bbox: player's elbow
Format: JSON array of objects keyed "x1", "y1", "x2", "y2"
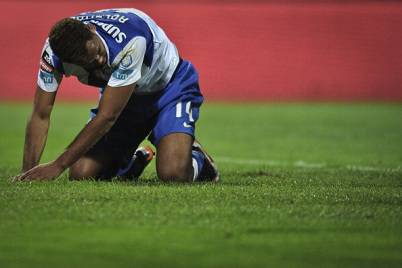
[
  {"x1": 29, "y1": 111, "x2": 50, "y2": 127},
  {"x1": 32, "y1": 106, "x2": 52, "y2": 121}
]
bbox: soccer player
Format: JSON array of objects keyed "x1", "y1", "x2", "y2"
[{"x1": 16, "y1": 8, "x2": 219, "y2": 182}]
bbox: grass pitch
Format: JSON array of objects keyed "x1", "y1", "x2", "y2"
[{"x1": 0, "y1": 102, "x2": 401, "y2": 267}]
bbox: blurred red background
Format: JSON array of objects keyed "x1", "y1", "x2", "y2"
[{"x1": 1, "y1": 0, "x2": 402, "y2": 101}]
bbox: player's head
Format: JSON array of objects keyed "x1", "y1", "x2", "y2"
[{"x1": 49, "y1": 18, "x2": 107, "y2": 69}]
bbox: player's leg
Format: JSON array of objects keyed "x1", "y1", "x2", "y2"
[
  {"x1": 156, "y1": 133, "x2": 219, "y2": 182},
  {"x1": 69, "y1": 105, "x2": 153, "y2": 180},
  {"x1": 69, "y1": 149, "x2": 119, "y2": 180},
  {"x1": 156, "y1": 133, "x2": 194, "y2": 182},
  {"x1": 69, "y1": 145, "x2": 154, "y2": 180},
  {"x1": 150, "y1": 59, "x2": 219, "y2": 182}
]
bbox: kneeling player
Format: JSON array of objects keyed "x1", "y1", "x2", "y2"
[{"x1": 16, "y1": 8, "x2": 219, "y2": 182}]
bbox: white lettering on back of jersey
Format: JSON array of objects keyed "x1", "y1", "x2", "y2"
[
  {"x1": 90, "y1": 20, "x2": 127, "y2": 43},
  {"x1": 115, "y1": 32, "x2": 126, "y2": 43},
  {"x1": 74, "y1": 14, "x2": 129, "y2": 24}
]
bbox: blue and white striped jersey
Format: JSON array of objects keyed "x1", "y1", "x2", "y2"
[{"x1": 37, "y1": 8, "x2": 180, "y2": 94}]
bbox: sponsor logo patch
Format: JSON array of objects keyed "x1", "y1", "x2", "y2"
[
  {"x1": 40, "y1": 58, "x2": 54, "y2": 73},
  {"x1": 40, "y1": 50, "x2": 54, "y2": 73},
  {"x1": 42, "y1": 51, "x2": 52, "y2": 65},
  {"x1": 121, "y1": 55, "x2": 133, "y2": 68},
  {"x1": 40, "y1": 70, "x2": 54, "y2": 84},
  {"x1": 112, "y1": 68, "x2": 133, "y2": 80}
]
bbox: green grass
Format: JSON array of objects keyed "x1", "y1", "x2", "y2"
[{"x1": 0, "y1": 102, "x2": 401, "y2": 267}]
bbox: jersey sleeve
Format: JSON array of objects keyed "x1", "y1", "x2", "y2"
[
  {"x1": 37, "y1": 40, "x2": 63, "y2": 92},
  {"x1": 107, "y1": 37, "x2": 146, "y2": 88}
]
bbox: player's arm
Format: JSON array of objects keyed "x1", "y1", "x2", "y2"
[
  {"x1": 16, "y1": 84, "x2": 135, "y2": 181},
  {"x1": 20, "y1": 39, "x2": 63, "y2": 173},
  {"x1": 52, "y1": 38, "x2": 146, "y2": 171},
  {"x1": 22, "y1": 87, "x2": 56, "y2": 172},
  {"x1": 56, "y1": 84, "x2": 136, "y2": 168},
  {"x1": 17, "y1": 37, "x2": 145, "y2": 181}
]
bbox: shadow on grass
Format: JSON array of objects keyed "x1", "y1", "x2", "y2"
[{"x1": 62, "y1": 168, "x2": 279, "y2": 187}]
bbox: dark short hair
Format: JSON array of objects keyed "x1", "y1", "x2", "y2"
[{"x1": 49, "y1": 18, "x2": 92, "y2": 63}]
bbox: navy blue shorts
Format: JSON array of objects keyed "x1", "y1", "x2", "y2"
[{"x1": 87, "y1": 60, "x2": 204, "y2": 165}]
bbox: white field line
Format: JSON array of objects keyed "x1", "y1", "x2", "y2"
[{"x1": 215, "y1": 156, "x2": 401, "y2": 172}]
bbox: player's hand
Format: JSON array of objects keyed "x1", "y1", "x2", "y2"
[{"x1": 14, "y1": 161, "x2": 65, "y2": 181}]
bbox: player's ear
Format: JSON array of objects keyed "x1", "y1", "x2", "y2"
[{"x1": 86, "y1": 23, "x2": 97, "y2": 33}]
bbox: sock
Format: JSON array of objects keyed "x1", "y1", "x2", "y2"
[
  {"x1": 192, "y1": 150, "x2": 205, "y2": 181},
  {"x1": 116, "y1": 156, "x2": 136, "y2": 177}
]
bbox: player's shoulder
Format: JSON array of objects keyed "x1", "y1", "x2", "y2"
[{"x1": 40, "y1": 39, "x2": 63, "y2": 73}]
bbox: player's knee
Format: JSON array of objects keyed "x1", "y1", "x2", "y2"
[
  {"x1": 157, "y1": 160, "x2": 192, "y2": 182},
  {"x1": 69, "y1": 160, "x2": 99, "y2": 180}
]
